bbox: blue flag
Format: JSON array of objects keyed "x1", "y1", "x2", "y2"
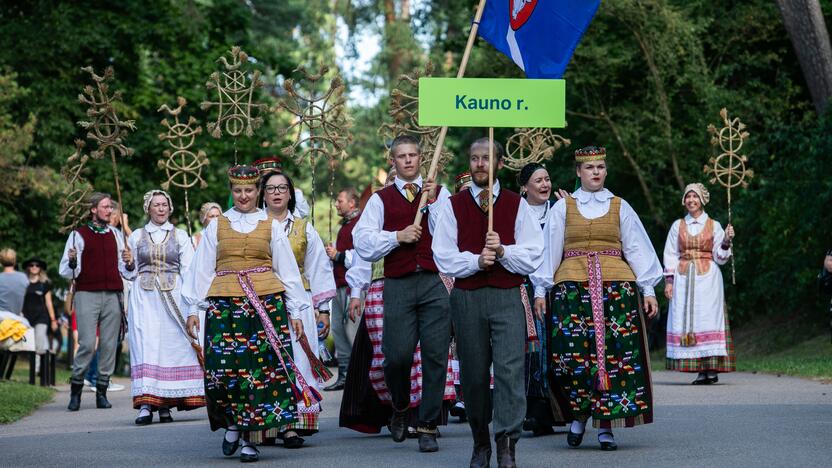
[{"x1": 477, "y1": 0, "x2": 601, "y2": 79}]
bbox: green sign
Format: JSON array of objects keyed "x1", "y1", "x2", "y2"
[{"x1": 418, "y1": 77, "x2": 565, "y2": 128}]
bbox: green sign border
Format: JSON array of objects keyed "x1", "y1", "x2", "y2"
[{"x1": 418, "y1": 77, "x2": 566, "y2": 128}]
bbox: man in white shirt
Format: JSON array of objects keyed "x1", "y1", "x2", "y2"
[
  {"x1": 353, "y1": 135, "x2": 451, "y2": 453},
  {"x1": 432, "y1": 138, "x2": 543, "y2": 468}
]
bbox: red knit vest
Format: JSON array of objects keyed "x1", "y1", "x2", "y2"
[
  {"x1": 451, "y1": 188, "x2": 524, "y2": 290},
  {"x1": 334, "y1": 215, "x2": 360, "y2": 288},
  {"x1": 377, "y1": 184, "x2": 439, "y2": 278},
  {"x1": 75, "y1": 225, "x2": 123, "y2": 292}
]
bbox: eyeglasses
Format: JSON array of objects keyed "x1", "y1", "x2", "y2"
[{"x1": 264, "y1": 184, "x2": 290, "y2": 194}]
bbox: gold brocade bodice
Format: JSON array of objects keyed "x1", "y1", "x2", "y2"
[
  {"x1": 286, "y1": 217, "x2": 311, "y2": 291},
  {"x1": 207, "y1": 215, "x2": 285, "y2": 297},
  {"x1": 554, "y1": 196, "x2": 636, "y2": 284}
]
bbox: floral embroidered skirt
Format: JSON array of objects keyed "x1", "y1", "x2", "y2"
[
  {"x1": 204, "y1": 293, "x2": 298, "y2": 432},
  {"x1": 549, "y1": 281, "x2": 653, "y2": 429}
]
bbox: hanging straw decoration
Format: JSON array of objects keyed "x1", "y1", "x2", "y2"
[
  {"x1": 158, "y1": 96, "x2": 210, "y2": 244},
  {"x1": 378, "y1": 61, "x2": 454, "y2": 176},
  {"x1": 277, "y1": 65, "x2": 352, "y2": 240},
  {"x1": 503, "y1": 127, "x2": 571, "y2": 172},
  {"x1": 58, "y1": 140, "x2": 94, "y2": 235},
  {"x1": 201, "y1": 46, "x2": 267, "y2": 164},
  {"x1": 704, "y1": 108, "x2": 754, "y2": 285},
  {"x1": 76, "y1": 66, "x2": 136, "y2": 243}
]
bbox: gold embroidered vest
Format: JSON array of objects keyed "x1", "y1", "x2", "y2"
[
  {"x1": 207, "y1": 215, "x2": 285, "y2": 297},
  {"x1": 678, "y1": 218, "x2": 714, "y2": 276},
  {"x1": 286, "y1": 217, "x2": 311, "y2": 291},
  {"x1": 554, "y1": 196, "x2": 636, "y2": 284},
  {"x1": 371, "y1": 259, "x2": 385, "y2": 282}
]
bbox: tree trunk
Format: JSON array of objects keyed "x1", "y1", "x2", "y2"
[{"x1": 775, "y1": 0, "x2": 832, "y2": 113}]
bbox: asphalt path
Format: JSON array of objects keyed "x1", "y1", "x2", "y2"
[{"x1": 1, "y1": 370, "x2": 830, "y2": 467}]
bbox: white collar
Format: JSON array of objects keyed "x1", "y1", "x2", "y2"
[
  {"x1": 224, "y1": 207, "x2": 267, "y2": 222},
  {"x1": 684, "y1": 212, "x2": 709, "y2": 225},
  {"x1": 145, "y1": 221, "x2": 173, "y2": 234},
  {"x1": 394, "y1": 175, "x2": 423, "y2": 192},
  {"x1": 573, "y1": 187, "x2": 614, "y2": 204},
  {"x1": 469, "y1": 180, "x2": 501, "y2": 201},
  {"x1": 272, "y1": 210, "x2": 295, "y2": 226}
]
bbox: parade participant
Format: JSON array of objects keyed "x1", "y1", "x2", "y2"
[
  {"x1": 517, "y1": 162, "x2": 568, "y2": 436},
  {"x1": 433, "y1": 138, "x2": 543, "y2": 467},
  {"x1": 663, "y1": 183, "x2": 736, "y2": 384},
  {"x1": 353, "y1": 134, "x2": 452, "y2": 453},
  {"x1": 120, "y1": 190, "x2": 205, "y2": 426},
  {"x1": 110, "y1": 201, "x2": 133, "y2": 238},
  {"x1": 253, "y1": 157, "x2": 311, "y2": 218},
  {"x1": 340, "y1": 168, "x2": 456, "y2": 437},
  {"x1": 60, "y1": 192, "x2": 127, "y2": 411},
  {"x1": 260, "y1": 170, "x2": 336, "y2": 447},
  {"x1": 0, "y1": 248, "x2": 29, "y2": 316},
  {"x1": 194, "y1": 202, "x2": 222, "y2": 247},
  {"x1": 182, "y1": 165, "x2": 314, "y2": 463},
  {"x1": 21, "y1": 258, "x2": 57, "y2": 376},
  {"x1": 323, "y1": 187, "x2": 362, "y2": 391},
  {"x1": 448, "y1": 171, "x2": 472, "y2": 423},
  {"x1": 531, "y1": 146, "x2": 662, "y2": 451}
]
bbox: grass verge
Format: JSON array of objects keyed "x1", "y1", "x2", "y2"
[{"x1": 0, "y1": 380, "x2": 54, "y2": 424}]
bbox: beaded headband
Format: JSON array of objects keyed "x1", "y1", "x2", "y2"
[
  {"x1": 574, "y1": 146, "x2": 606, "y2": 163},
  {"x1": 253, "y1": 156, "x2": 283, "y2": 175},
  {"x1": 454, "y1": 171, "x2": 472, "y2": 193}
]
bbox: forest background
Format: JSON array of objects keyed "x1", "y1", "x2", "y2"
[{"x1": 1, "y1": 0, "x2": 831, "y2": 352}]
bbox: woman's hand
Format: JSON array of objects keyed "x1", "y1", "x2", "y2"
[
  {"x1": 290, "y1": 318, "x2": 304, "y2": 340},
  {"x1": 348, "y1": 298, "x2": 363, "y2": 322},
  {"x1": 664, "y1": 283, "x2": 673, "y2": 300},
  {"x1": 554, "y1": 188, "x2": 571, "y2": 200},
  {"x1": 185, "y1": 315, "x2": 200, "y2": 341},
  {"x1": 316, "y1": 312, "x2": 330, "y2": 338},
  {"x1": 724, "y1": 224, "x2": 735, "y2": 242},
  {"x1": 644, "y1": 296, "x2": 659, "y2": 319},
  {"x1": 122, "y1": 247, "x2": 134, "y2": 269},
  {"x1": 533, "y1": 297, "x2": 546, "y2": 321}
]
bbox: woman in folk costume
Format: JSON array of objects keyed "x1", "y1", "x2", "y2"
[
  {"x1": 121, "y1": 190, "x2": 205, "y2": 426},
  {"x1": 517, "y1": 163, "x2": 568, "y2": 436},
  {"x1": 182, "y1": 165, "x2": 316, "y2": 463},
  {"x1": 193, "y1": 202, "x2": 222, "y2": 247},
  {"x1": 259, "y1": 168, "x2": 336, "y2": 448},
  {"x1": 339, "y1": 168, "x2": 456, "y2": 436},
  {"x1": 531, "y1": 146, "x2": 662, "y2": 451},
  {"x1": 663, "y1": 183, "x2": 735, "y2": 384}
]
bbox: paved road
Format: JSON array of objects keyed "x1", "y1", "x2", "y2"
[{"x1": 1, "y1": 371, "x2": 830, "y2": 467}]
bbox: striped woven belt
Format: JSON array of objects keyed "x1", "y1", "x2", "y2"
[{"x1": 563, "y1": 249, "x2": 623, "y2": 392}]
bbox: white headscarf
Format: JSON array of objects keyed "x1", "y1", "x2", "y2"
[
  {"x1": 143, "y1": 189, "x2": 174, "y2": 214},
  {"x1": 682, "y1": 183, "x2": 710, "y2": 206}
]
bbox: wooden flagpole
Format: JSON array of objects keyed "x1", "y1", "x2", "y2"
[
  {"x1": 413, "y1": 0, "x2": 487, "y2": 226},
  {"x1": 487, "y1": 127, "x2": 495, "y2": 232}
]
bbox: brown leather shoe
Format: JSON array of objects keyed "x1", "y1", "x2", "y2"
[{"x1": 495, "y1": 436, "x2": 517, "y2": 468}]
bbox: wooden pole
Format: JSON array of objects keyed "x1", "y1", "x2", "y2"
[
  {"x1": 413, "y1": 0, "x2": 487, "y2": 225},
  {"x1": 487, "y1": 127, "x2": 495, "y2": 232},
  {"x1": 109, "y1": 149, "x2": 127, "y2": 245}
]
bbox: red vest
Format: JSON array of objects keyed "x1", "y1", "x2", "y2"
[
  {"x1": 75, "y1": 225, "x2": 123, "y2": 292},
  {"x1": 451, "y1": 188, "x2": 524, "y2": 290},
  {"x1": 334, "y1": 215, "x2": 360, "y2": 288},
  {"x1": 377, "y1": 184, "x2": 439, "y2": 278}
]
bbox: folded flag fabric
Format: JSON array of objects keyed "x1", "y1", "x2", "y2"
[{"x1": 477, "y1": 0, "x2": 601, "y2": 78}]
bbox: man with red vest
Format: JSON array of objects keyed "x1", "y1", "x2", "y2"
[
  {"x1": 59, "y1": 192, "x2": 127, "y2": 411},
  {"x1": 353, "y1": 135, "x2": 452, "y2": 453},
  {"x1": 432, "y1": 138, "x2": 543, "y2": 468},
  {"x1": 324, "y1": 187, "x2": 363, "y2": 391}
]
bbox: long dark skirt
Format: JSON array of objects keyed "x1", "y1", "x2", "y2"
[
  {"x1": 204, "y1": 293, "x2": 298, "y2": 433},
  {"x1": 549, "y1": 281, "x2": 654, "y2": 429}
]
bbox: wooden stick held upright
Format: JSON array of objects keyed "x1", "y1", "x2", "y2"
[
  {"x1": 413, "y1": 0, "x2": 487, "y2": 226},
  {"x1": 487, "y1": 127, "x2": 495, "y2": 232}
]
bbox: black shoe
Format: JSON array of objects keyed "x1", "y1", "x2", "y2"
[
  {"x1": 598, "y1": 432, "x2": 618, "y2": 451},
  {"x1": 95, "y1": 384, "x2": 112, "y2": 409},
  {"x1": 692, "y1": 373, "x2": 709, "y2": 385},
  {"x1": 240, "y1": 446, "x2": 260, "y2": 463},
  {"x1": 158, "y1": 409, "x2": 173, "y2": 423},
  {"x1": 390, "y1": 410, "x2": 408, "y2": 443},
  {"x1": 707, "y1": 374, "x2": 719, "y2": 384},
  {"x1": 135, "y1": 412, "x2": 153, "y2": 425},
  {"x1": 323, "y1": 379, "x2": 345, "y2": 391},
  {"x1": 418, "y1": 432, "x2": 439, "y2": 453},
  {"x1": 495, "y1": 436, "x2": 517, "y2": 468},
  {"x1": 223, "y1": 430, "x2": 241, "y2": 456},
  {"x1": 567, "y1": 429, "x2": 585, "y2": 448},
  {"x1": 470, "y1": 430, "x2": 492, "y2": 468},
  {"x1": 407, "y1": 427, "x2": 419, "y2": 439},
  {"x1": 67, "y1": 382, "x2": 83, "y2": 411},
  {"x1": 283, "y1": 434, "x2": 305, "y2": 449}
]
